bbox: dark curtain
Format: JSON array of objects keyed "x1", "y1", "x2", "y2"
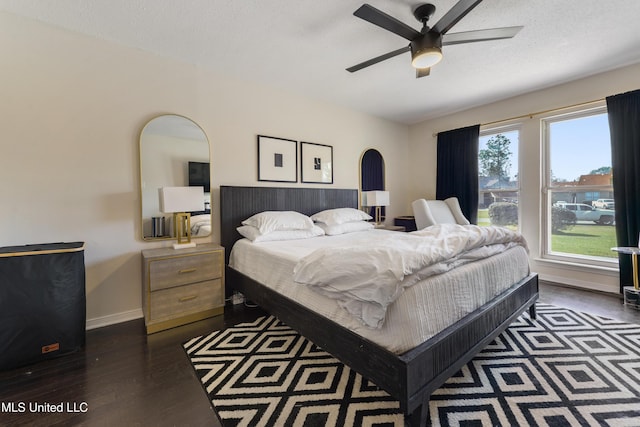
[
  {"x1": 436, "y1": 124, "x2": 480, "y2": 224},
  {"x1": 361, "y1": 149, "x2": 384, "y2": 218},
  {"x1": 606, "y1": 89, "x2": 640, "y2": 292}
]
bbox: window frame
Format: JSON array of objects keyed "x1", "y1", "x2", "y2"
[{"x1": 540, "y1": 104, "x2": 616, "y2": 267}]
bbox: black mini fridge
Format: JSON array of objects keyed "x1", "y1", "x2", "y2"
[{"x1": 0, "y1": 242, "x2": 86, "y2": 370}]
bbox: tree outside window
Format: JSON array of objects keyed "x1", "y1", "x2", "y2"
[{"x1": 478, "y1": 129, "x2": 519, "y2": 229}]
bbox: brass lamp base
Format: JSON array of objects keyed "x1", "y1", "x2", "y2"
[
  {"x1": 374, "y1": 206, "x2": 385, "y2": 225},
  {"x1": 173, "y1": 212, "x2": 195, "y2": 250},
  {"x1": 173, "y1": 241, "x2": 197, "y2": 249}
]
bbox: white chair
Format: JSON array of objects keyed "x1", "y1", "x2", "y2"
[{"x1": 411, "y1": 197, "x2": 470, "y2": 230}]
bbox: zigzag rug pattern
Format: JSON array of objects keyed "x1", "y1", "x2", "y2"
[{"x1": 183, "y1": 304, "x2": 640, "y2": 426}]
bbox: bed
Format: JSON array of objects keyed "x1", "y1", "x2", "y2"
[
  {"x1": 190, "y1": 213, "x2": 211, "y2": 237},
  {"x1": 220, "y1": 185, "x2": 538, "y2": 426}
]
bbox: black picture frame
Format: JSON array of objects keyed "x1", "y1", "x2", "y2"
[
  {"x1": 257, "y1": 135, "x2": 298, "y2": 183},
  {"x1": 301, "y1": 142, "x2": 333, "y2": 184}
]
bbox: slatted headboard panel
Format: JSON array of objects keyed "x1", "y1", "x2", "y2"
[{"x1": 220, "y1": 185, "x2": 358, "y2": 264}]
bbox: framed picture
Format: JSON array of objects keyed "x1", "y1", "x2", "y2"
[
  {"x1": 257, "y1": 135, "x2": 298, "y2": 183},
  {"x1": 301, "y1": 142, "x2": 333, "y2": 184}
]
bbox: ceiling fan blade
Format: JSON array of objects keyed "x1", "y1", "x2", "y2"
[
  {"x1": 354, "y1": 4, "x2": 420, "y2": 41},
  {"x1": 346, "y1": 46, "x2": 410, "y2": 73},
  {"x1": 416, "y1": 68, "x2": 431, "y2": 78},
  {"x1": 442, "y1": 26, "x2": 523, "y2": 46},
  {"x1": 432, "y1": 0, "x2": 483, "y2": 35}
]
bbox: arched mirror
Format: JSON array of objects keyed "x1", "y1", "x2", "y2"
[
  {"x1": 360, "y1": 148, "x2": 386, "y2": 219},
  {"x1": 139, "y1": 114, "x2": 211, "y2": 241}
]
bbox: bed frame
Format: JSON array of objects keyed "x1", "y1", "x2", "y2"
[{"x1": 220, "y1": 185, "x2": 538, "y2": 426}]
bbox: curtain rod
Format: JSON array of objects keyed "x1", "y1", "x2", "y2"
[{"x1": 433, "y1": 97, "x2": 605, "y2": 136}]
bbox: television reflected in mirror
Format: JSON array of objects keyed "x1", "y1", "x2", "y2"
[{"x1": 189, "y1": 161, "x2": 210, "y2": 193}]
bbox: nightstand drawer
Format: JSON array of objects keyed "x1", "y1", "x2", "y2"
[
  {"x1": 148, "y1": 251, "x2": 222, "y2": 291},
  {"x1": 142, "y1": 243, "x2": 225, "y2": 334},
  {"x1": 149, "y1": 278, "x2": 223, "y2": 322}
]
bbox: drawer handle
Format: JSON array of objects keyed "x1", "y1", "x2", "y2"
[
  {"x1": 178, "y1": 268, "x2": 197, "y2": 274},
  {"x1": 179, "y1": 295, "x2": 198, "y2": 303}
]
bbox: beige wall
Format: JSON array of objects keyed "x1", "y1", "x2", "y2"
[
  {"x1": 0, "y1": 12, "x2": 410, "y2": 328},
  {"x1": 408, "y1": 62, "x2": 640, "y2": 293}
]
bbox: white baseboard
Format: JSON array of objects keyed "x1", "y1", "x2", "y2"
[
  {"x1": 539, "y1": 272, "x2": 619, "y2": 294},
  {"x1": 86, "y1": 308, "x2": 144, "y2": 331}
]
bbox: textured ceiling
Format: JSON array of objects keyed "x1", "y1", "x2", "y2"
[{"x1": 2, "y1": 0, "x2": 640, "y2": 124}]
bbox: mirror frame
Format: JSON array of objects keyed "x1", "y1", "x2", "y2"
[{"x1": 139, "y1": 114, "x2": 211, "y2": 241}]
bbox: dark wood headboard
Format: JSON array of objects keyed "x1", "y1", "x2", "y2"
[{"x1": 220, "y1": 185, "x2": 358, "y2": 264}]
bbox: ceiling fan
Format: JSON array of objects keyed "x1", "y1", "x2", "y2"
[{"x1": 346, "y1": 0, "x2": 523, "y2": 78}]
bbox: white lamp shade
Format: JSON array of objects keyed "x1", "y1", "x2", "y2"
[
  {"x1": 159, "y1": 186, "x2": 204, "y2": 213},
  {"x1": 363, "y1": 191, "x2": 390, "y2": 207}
]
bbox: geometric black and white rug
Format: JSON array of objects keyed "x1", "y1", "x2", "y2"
[{"x1": 183, "y1": 304, "x2": 640, "y2": 426}]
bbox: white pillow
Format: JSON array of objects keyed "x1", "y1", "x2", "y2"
[
  {"x1": 317, "y1": 221, "x2": 374, "y2": 236},
  {"x1": 311, "y1": 208, "x2": 372, "y2": 226},
  {"x1": 237, "y1": 225, "x2": 324, "y2": 242},
  {"x1": 241, "y1": 211, "x2": 314, "y2": 234}
]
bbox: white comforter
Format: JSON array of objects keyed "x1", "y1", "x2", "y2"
[{"x1": 293, "y1": 224, "x2": 528, "y2": 329}]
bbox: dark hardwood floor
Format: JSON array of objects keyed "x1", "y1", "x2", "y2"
[
  {"x1": 0, "y1": 303, "x2": 267, "y2": 427},
  {"x1": 1, "y1": 281, "x2": 638, "y2": 426}
]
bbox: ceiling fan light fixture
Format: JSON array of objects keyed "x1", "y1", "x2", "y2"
[
  {"x1": 410, "y1": 31, "x2": 443, "y2": 69},
  {"x1": 347, "y1": 3, "x2": 521, "y2": 78},
  {"x1": 411, "y1": 46, "x2": 442, "y2": 69}
]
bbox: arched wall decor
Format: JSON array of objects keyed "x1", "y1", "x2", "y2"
[
  {"x1": 359, "y1": 148, "x2": 385, "y2": 218},
  {"x1": 139, "y1": 114, "x2": 211, "y2": 241}
]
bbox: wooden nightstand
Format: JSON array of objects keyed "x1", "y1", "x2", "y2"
[
  {"x1": 142, "y1": 243, "x2": 225, "y2": 334},
  {"x1": 394, "y1": 216, "x2": 417, "y2": 231}
]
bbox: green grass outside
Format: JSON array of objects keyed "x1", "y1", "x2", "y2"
[
  {"x1": 477, "y1": 209, "x2": 490, "y2": 225},
  {"x1": 477, "y1": 209, "x2": 617, "y2": 258},
  {"x1": 552, "y1": 224, "x2": 617, "y2": 258}
]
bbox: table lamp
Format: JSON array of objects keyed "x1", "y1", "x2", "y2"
[
  {"x1": 363, "y1": 190, "x2": 390, "y2": 225},
  {"x1": 159, "y1": 186, "x2": 205, "y2": 249}
]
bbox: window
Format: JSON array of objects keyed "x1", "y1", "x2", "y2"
[
  {"x1": 542, "y1": 106, "x2": 615, "y2": 264},
  {"x1": 477, "y1": 127, "x2": 520, "y2": 229}
]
